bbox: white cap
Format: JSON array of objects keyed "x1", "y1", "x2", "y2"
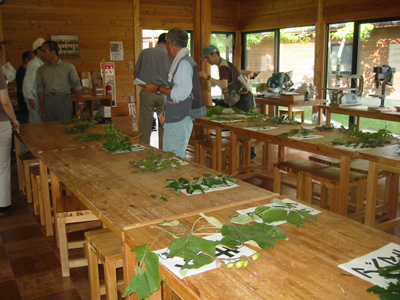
[{"x1": 33, "y1": 38, "x2": 45, "y2": 51}]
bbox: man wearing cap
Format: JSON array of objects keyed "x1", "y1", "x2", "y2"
[
  {"x1": 199, "y1": 44, "x2": 256, "y2": 160},
  {"x1": 36, "y1": 40, "x2": 82, "y2": 121},
  {"x1": 23, "y1": 38, "x2": 45, "y2": 123}
]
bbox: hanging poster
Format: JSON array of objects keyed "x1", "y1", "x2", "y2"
[
  {"x1": 110, "y1": 41, "x2": 124, "y2": 61},
  {"x1": 51, "y1": 35, "x2": 80, "y2": 57}
]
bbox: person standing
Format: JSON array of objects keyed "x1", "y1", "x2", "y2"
[
  {"x1": 23, "y1": 38, "x2": 45, "y2": 123},
  {"x1": 0, "y1": 69, "x2": 20, "y2": 216},
  {"x1": 145, "y1": 28, "x2": 198, "y2": 158},
  {"x1": 16, "y1": 50, "x2": 34, "y2": 124},
  {"x1": 36, "y1": 40, "x2": 83, "y2": 121},
  {"x1": 199, "y1": 44, "x2": 257, "y2": 160},
  {"x1": 135, "y1": 33, "x2": 171, "y2": 145}
]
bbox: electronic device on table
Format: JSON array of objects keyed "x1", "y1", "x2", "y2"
[{"x1": 368, "y1": 65, "x2": 396, "y2": 111}]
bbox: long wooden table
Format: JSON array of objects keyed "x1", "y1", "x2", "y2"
[
  {"x1": 360, "y1": 144, "x2": 400, "y2": 229},
  {"x1": 124, "y1": 195, "x2": 400, "y2": 299},
  {"x1": 321, "y1": 105, "x2": 400, "y2": 130},
  {"x1": 37, "y1": 146, "x2": 278, "y2": 297},
  {"x1": 194, "y1": 116, "x2": 365, "y2": 216},
  {"x1": 14, "y1": 121, "x2": 109, "y2": 236}
]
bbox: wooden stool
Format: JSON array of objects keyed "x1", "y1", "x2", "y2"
[
  {"x1": 198, "y1": 138, "x2": 234, "y2": 171},
  {"x1": 56, "y1": 195, "x2": 101, "y2": 277},
  {"x1": 30, "y1": 166, "x2": 42, "y2": 218},
  {"x1": 304, "y1": 167, "x2": 367, "y2": 212},
  {"x1": 308, "y1": 154, "x2": 341, "y2": 167},
  {"x1": 274, "y1": 159, "x2": 329, "y2": 200},
  {"x1": 18, "y1": 152, "x2": 39, "y2": 203},
  {"x1": 238, "y1": 137, "x2": 267, "y2": 170},
  {"x1": 85, "y1": 228, "x2": 123, "y2": 300},
  {"x1": 190, "y1": 133, "x2": 212, "y2": 163},
  {"x1": 279, "y1": 109, "x2": 305, "y2": 122}
]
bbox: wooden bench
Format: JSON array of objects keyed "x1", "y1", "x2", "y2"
[
  {"x1": 18, "y1": 151, "x2": 39, "y2": 203},
  {"x1": 304, "y1": 167, "x2": 367, "y2": 213},
  {"x1": 274, "y1": 159, "x2": 329, "y2": 201},
  {"x1": 279, "y1": 108, "x2": 305, "y2": 122}
]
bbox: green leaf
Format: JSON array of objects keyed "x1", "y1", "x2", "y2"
[
  {"x1": 161, "y1": 220, "x2": 180, "y2": 227},
  {"x1": 286, "y1": 211, "x2": 306, "y2": 228},
  {"x1": 149, "y1": 194, "x2": 158, "y2": 199},
  {"x1": 199, "y1": 213, "x2": 223, "y2": 229},
  {"x1": 297, "y1": 210, "x2": 319, "y2": 222},
  {"x1": 167, "y1": 235, "x2": 218, "y2": 270},
  {"x1": 122, "y1": 244, "x2": 161, "y2": 299},
  {"x1": 220, "y1": 223, "x2": 287, "y2": 250},
  {"x1": 261, "y1": 207, "x2": 288, "y2": 223},
  {"x1": 230, "y1": 214, "x2": 256, "y2": 224}
]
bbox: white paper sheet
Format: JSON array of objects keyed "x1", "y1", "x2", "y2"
[{"x1": 338, "y1": 243, "x2": 400, "y2": 288}]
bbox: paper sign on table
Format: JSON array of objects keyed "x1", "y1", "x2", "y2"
[
  {"x1": 154, "y1": 234, "x2": 257, "y2": 279},
  {"x1": 338, "y1": 242, "x2": 400, "y2": 288},
  {"x1": 181, "y1": 180, "x2": 238, "y2": 196},
  {"x1": 244, "y1": 126, "x2": 278, "y2": 131}
]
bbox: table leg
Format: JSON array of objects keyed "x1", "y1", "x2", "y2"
[
  {"x1": 337, "y1": 155, "x2": 351, "y2": 216},
  {"x1": 364, "y1": 162, "x2": 379, "y2": 227},
  {"x1": 50, "y1": 171, "x2": 61, "y2": 246},
  {"x1": 39, "y1": 160, "x2": 54, "y2": 236},
  {"x1": 318, "y1": 106, "x2": 323, "y2": 125},
  {"x1": 326, "y1": 111, "x2": 331, "y2": 126},
  {"x1": 387, "y1": 173, "x2": 399, "y2": 220},
  {"x1": 216, "y1": 128, "x2": 222, "y2": 172},
  {"x1": 229, "y1": 130, "x2": 238, "y2": 175},
  {"x1": 288, "y1": 106, "x2": 293, "y2": 120}
]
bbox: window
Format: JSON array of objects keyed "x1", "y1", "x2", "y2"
[
  {"x1": 325, "y1": 18, "x2": 400, "y2": 133},
  {"x1": 210, "y1": 32, "x2": 235, "y2": 98},
  {"x1": 141, "y1": 29, "x2": 193, "y2": 52}
]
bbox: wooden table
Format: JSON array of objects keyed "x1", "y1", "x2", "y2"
[
  {"x1": 37, "y1": 146, "x2": 278, "y2": 298},
  {"x1": 124, "y1": 196, "x2": 400, "y2": 300},
  {"x1": 360, "y1": 144, "x2": 400, "y2": 229},
  {"x1": 321, "y1": 105, "x2": 400, "y2": 130},
  {"x1": 194, "y1": 116, "x2": 368, "y2": 216},
  {"x1": 14, "y1": 121, "x2": 108, "y2": 236},
  {"x1": 71, "y1": 95, "x2": 112, "y2": 118},
  {"x1": 256, "y1": 97, "x2": 326, "y2": 123}
]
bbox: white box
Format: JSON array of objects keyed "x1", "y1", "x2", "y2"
[{"x1": 100, "y1": 106, "x2": 111, "y2": 118}]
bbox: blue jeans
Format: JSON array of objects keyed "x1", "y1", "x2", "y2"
[{"x1": 163, "y1": 116, "x2": 193, "y2": 158}]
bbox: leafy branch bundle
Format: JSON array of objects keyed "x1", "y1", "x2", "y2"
[
  {"x1": 264, "y1": 114, "x2": 301, "y2": 125},
  {"x1": 70, "y1": 133, "x2": 110, "y2": 141},
  {"x1": 245, "y1": 109, "x2": 269, "y2": 128},
  {"x1": 333, "y1": 126, "x2": 393, "y2": 148},
  {"x1": 122, "y1": 198, "x2": 319, "y2": 299},
  {"x1": 130, "y1": 149, "x2": 181, "y2": 173},
  {"x1": 367, "y1": 261, "x2": 400, "y2": 299},
  {"x1": 102, "y1": 123, "x2": 133, "y2": 153},
  {"x1": 206, "y1": 105, "x2": 244, "y2": 117},
  {"x1": 165, "y1": 173, "x2": 238, "y2": 195},
  {"x1": 278, "y1": 127, "x2": 313, "y2": 138},
  {"x1": 209, "y1": 116, "x2": 243, "y2": 122},
  {"x1": 314, "y1": 124, "x2": 335, "y2": 131},
  {"x1": 63, "y1": 119, "x2": 97, "y2": 134}
]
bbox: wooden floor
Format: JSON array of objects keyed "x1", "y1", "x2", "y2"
[{"x1": 1, "y1": 128, "x2": 399, "y2": 299}]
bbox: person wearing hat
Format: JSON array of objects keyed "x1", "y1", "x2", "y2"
[
  {"x1": 23, "y1": 37, "x2": 45, "y2": 123},
  {"x1": 36, "y1": 40, "x2": 82, "y2": 121},
  {"x1": 199, "y1": 44, "x2": 256, "y2": 160}
]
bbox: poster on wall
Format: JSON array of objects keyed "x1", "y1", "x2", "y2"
[
  {"x1": 110, "y1": 41, "x2": 124, "y2": 61},
  {"x1": 51, "y1": 35, "x2": 80, "y2": 57}
]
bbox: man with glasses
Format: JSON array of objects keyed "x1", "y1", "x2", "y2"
[
  {"x1": 23, "y1": 38, "x2": 45, "y2": 123},
  {"x1": 36, "y1": 40, "x2": 82, "y2": 121}
]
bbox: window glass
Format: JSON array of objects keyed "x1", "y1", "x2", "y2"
[
  {"x1": 279, "y1": 26, "x2": 316, "y2": 88},
  {"x1": 142, "y1": 29, "x2": 192, "y2": 51},
  {"x1": 357, "y1": 20, "x2": 400, "y2": 108},
  {"x1": 210, "y1": 32, "x2": 235, "y2": 98},
  {"x1": 243, "y1": 31, "x2": 275, "y2": 85}
]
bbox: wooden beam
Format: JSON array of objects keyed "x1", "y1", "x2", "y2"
[{"x1": 314, "y1": 0, "x2": 326, "y2": 102}]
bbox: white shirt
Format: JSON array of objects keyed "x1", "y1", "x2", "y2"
[
  {"x1": 23, "y1": 56, "x2": 44, "y2": 101},
  {"x1": 170, "y1": 59, "x2": 193, "y2": 102}
]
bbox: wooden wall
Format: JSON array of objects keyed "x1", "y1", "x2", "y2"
[
  {"x1": 1, "y1": 0, "x2": 399, "y2": 113},
  {"x1": 1, "y1": 0, "x2": 136, "y2": 115}
]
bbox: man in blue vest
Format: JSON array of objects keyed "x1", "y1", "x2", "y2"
[{"x1": 145, "y1": 28, "x2": 199, "y2": 158}]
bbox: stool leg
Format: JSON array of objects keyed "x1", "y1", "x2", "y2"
[
  {"x1": 86, "y1": 240, "x2": 101, "y2": 300},
  {"x1": 273, "y1": 167, "x2": 282, "y2": 194},
  {"x1": 24, "y1": 163, "x2": 32, "y2": 202},
  {"x1": 57, "y1": 217, "x2": 70, "y2": 277},
  {"x1": 297, "y1": 173, "x2": 304, "y2": 201},
  {"x1": 36, "y1": 174, "x2": 45, "y2": 225},
  {"x1": 304, "y1": 176, "x2": 313, "y2": 204},
  {"x1": 105, "y1": 260, "x2": 118, "y2": 300},
  {"x1": 320, "y1": 186, "x2": 329, "y2": 209},
  {"x1": 30, "y1": 172, "x2": 39, "y2": 215},
  {"x1": 301, "y1": 113, "x2": 305, "y2": 123}
]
